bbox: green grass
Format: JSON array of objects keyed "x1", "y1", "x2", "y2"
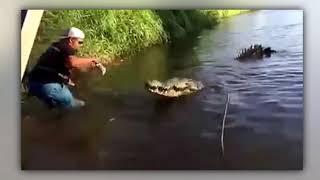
[
  {"x1": 29, "y1": 10, "x2": 250, "y2": 64},
  {"x1": 200, "y1": 9, "x2": 250, "y2": 20}
]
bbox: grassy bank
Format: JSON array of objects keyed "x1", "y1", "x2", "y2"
[{"x1": 30, "y1": 10, "x2": 250, "y2": 64}]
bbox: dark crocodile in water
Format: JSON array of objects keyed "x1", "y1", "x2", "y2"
[
  {"x1": 145, "y1": 78, "x2": 204, "y2": 97},
  {"x1": 235, "y1": 44, "x2": 277, "y2": 61}
]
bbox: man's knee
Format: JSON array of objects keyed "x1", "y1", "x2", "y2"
[
  {"x1": 71, "y1": 98, "x2": 86, "y2": 108},
  {"x1": 57, "y1": 86, "x2": 85, "y2": 108},
  {"x1": 44, "y1": 84, "x2": 73, "y2": 108}
]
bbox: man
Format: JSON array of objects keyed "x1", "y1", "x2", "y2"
[{"x1": 27, "y1": 27, "x2": 102, "y2": 109}]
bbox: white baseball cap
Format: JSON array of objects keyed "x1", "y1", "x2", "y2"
[{"x1": 60, "y1": 27, "x2": 85, "y2": 39}]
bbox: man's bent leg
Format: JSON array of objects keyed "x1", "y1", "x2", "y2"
[
  {"x1": 47, "y1": 84, "x2": 86, "y2": 109},
  {"x1": 29, "y1": 82, "x2": 85, "y2": 109}
]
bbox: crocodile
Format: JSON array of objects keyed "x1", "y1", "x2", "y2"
[
  {"x1": 145, "y1": 77, "x2": 204, "y2": 98},
  {"x1": 235, "y1": 44, "x2": 277, "y2": 61}
]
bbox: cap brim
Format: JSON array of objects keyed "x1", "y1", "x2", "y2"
[
  {"x1": 59, "y1": 35, "x2": 69, "y2": 39},
  {"x1": 59, "y1": 36, "x2": 84, "y2": 40}
]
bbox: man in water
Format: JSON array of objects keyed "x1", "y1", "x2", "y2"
[{"x1": 27, "y1": 27, "x2": 103, "y2": 109}]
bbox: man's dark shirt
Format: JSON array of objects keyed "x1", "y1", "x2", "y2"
[{"x1": 28, "y1": 42, "x2": 76, "y2": 84}]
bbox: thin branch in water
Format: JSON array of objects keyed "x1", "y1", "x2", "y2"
[{"x1": 221, "y1": 93, "x2": 230, "y2": 157}]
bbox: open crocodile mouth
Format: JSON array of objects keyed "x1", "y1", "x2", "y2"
[
  {"x1": 148, "y1": 86, "x2": 192, "y2": 92},
  {"x1": 145, "y1": 79, "x2": 204, "y2": 98}
]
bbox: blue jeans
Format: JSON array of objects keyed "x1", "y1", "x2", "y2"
[{"x1": 27, "y1": 81, "x2": 85, "y2": 109}]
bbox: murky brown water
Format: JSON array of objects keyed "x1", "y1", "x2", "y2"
[{"x1": 21, "y1": 10, "x2": 303, "y2": 170}]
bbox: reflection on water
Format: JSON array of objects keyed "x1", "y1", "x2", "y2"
[{"x1": 21, "y1": 10, "x2": 303, "y2": 170}]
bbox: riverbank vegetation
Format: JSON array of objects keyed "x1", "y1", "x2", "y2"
[{"x1": 30, "y1": 10, "x2": 250, "y2": 64}]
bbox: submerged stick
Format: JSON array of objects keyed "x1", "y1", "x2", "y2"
[{"x1": 221, "y1": 93, "x2": 230, "y2": 157}]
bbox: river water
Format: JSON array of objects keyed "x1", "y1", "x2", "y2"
[{"x1": 21, "y1": 10, "x2": 303, "y2": 170}]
